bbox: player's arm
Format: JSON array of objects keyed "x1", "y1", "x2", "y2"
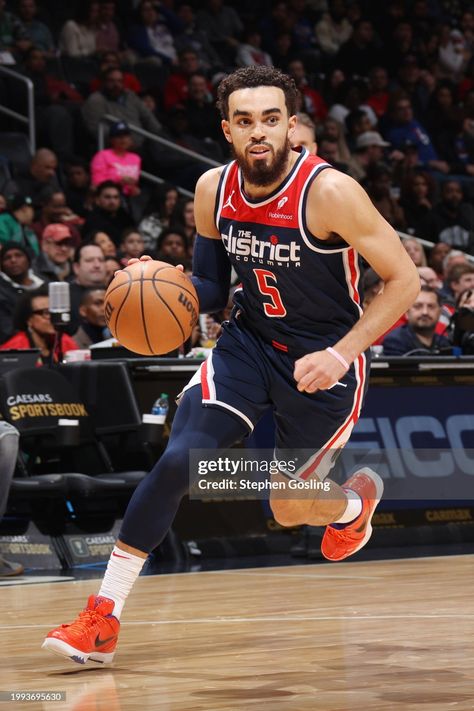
[
  {"x1": 295, "y1": 170, "x2": 420, "y2": 393},
  {"x1": 191, "y1": 167, "x2": 232, "y2": 314}
]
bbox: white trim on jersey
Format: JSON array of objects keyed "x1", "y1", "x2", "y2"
[
  {"x1": 237, "y1": 148, "x2": 310, "y2": 208},
  {"x1": 343, "y1": 248, "x2": 364, "y2": 317},
  {"x1": 215, "y1": 162, "x2": 235, "y2": 225},
  {"x1": 297, "y1": 163, "x2": 349, "y2": 254}
]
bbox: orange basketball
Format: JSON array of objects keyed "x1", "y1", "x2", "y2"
[{"x1": 104, "y1": 260, "x2": 199, "y2": 355}]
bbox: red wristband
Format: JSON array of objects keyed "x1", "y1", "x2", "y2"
[{"x1": 326, "y1": 346, "x2": 350, "y2": 371}]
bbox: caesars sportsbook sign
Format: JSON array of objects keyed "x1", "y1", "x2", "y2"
[{"x1": 6, "y1": 393, "x2": 87, "y2": 422}]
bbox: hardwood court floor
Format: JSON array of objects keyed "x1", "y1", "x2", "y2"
[{"x1": 0, "y1": 555, "x2": 473, "y2": 711}]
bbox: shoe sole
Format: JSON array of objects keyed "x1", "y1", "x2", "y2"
[
  {"x1": 41, "y1": 637, "x2": 115, "y2": 665},
  {"x1": 323, "y1": 467, "x2": 384, "y2": 561}
]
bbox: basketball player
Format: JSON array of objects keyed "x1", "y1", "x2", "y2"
[{"x1": 43, "y1": 67, "x2": 419, "y2": 664}]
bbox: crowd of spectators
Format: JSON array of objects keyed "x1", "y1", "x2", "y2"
[{"x1": 0, "y1": 0, "x2": 474, "y2": 355}]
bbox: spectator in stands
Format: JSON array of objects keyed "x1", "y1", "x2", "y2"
[
  {"x1": 420, "y1": 180, "x2": 474, "y2": 253},
  {"x1": 21, "y1": 49, "x2": 82, "y2": 159},
  {"x1": 0, "y1": 241, "x2": 43, "y2": 343},
  {"x1": 349, "y1": 131, "x2": 390, "y2": 182},
  {"x1": 89, "y1": 51, "x2": 142, "y2": 94},
  {"x1": 170, "y1": 198, "x2": 196, "y2": 255},
  {"x1": 104, "y1": 255, "x2": 120, "y2": 285},
  {"x1": 450, "y1": 287, "x2": 474, "y2": 354},
  {"x1": 91, "y1": 121, "x2": 141, "y2": 198},
  {"x1": 418, "y1": 266, "x2": 442, "y2": 290},
  {"x1": 0, "y1": 194, "x2": 38, "y2": 256},
  {"x1": 63, "y1": 159, "x2": 92, "y2": 218},
  {"x1": 90, "y1": 230, "x2": 117, "y2": 257},
  {"x1": 69, "y1": 243, "x2": 107, "y2": 332},
  {"x1": 438, "y1": 26, "x2": 471, "y2": 81},
  {"x1": 96, "y1": 0, "x2": 122, "y2": 55},
  {"x1": 345, "y1": 109, "x2": 375, "y2": 152},
  {"x1": 59, "y1": 1, "x2": 99, "y2": 58},
  {"x1": 155, "y1": 227, "x2": 188, "y2": 265},
  {"x1": 0, "y1": 195, "x2": 6, "y2": 213},
  {"x1": 403, "y1": 237, "x2": 427, "y2": 267},
  {"x1": 6, "y1": 149, "x2": 59, "y2": 210},
  {"x1": 318, "y1": 137, "x2": 348, "y2": 172},
  {"x1": 127, "y1": 0, "x2": 179, "y2": 65},
  {"x1": 425, "y1": 84, "x2": 468, "y2": 173},
  {"x1": 73, "y1": 287, "x2": 108, "y2": 348},
  {"x1": 366, "y1": 66, "x2": 390, "y2": 118},
  {"x1": 384, "y1": 95, "x2": 450, "y2": 174},
  {"x1": 182, "y1": 73, "x2": 222, "y2": 145},
  {"x1": 287, "y1": 0, "x2": 317, "y2": 58},
  {"x1": 383, "y1": 285, "x2": 451, "y2": 355},
  {"x1": 335, "y1": 19, "x2": 380, "y2": 77},
  {"x1": 196, "y1": 0, "x2": 243, "y2": 66},
  {"x1": 386, "y1": 21, "x2": 419, "y2": 76},
  {"x1": 365, "y1": 165, "x2": 406, "y2": 230},
  {"x1": 118, "y1": 228, "x2": 145, "y2": 266},
  {"x1": 18, "y1": 0, "x2": 55, "y2": 56},
  {"x1": 138, "y1": 183, "x2": 179, "y2": 252},
  {"x1": 321, "y1": 117, "x2": 351, "y2": 165},
  {"x1": 445, "y1": 264, "x2": 474, "y2": 305},
  {"x1": 315, "y1": 0, "x2": 353, "y2": 59},
  {"x1": 82, "y1": 68, "x2": 163, "y2": 146},
  {"x1": 174, "y1": 3, "x2": 222, "y2": 72},
  {"x1": 163, "y1": 49, "x2": 204, "y2": 111},
  {"x1": 82, "y1": 181, "x2": 134, "y2": 246},
  {"x1": 0, "y1": 285, "x2": 78, "y2": 362},
  {"x1": 236, "y1": 29, "x2": 272, "y2": 67},
  {"x1": 287, "y1": 59, "x2": 327, "y2": 122},
  {"x1": 428, "y1": 241, "x2": 451, "y2": 278},
  {"x1": 400, "y1": 172, "x2": 436, "y2": 237},
  {"x1": 0, "y1": 0, "x2": 31, "y2": 63},
  {"x1": 291, "y1": 112, "x2": 317, "y2": 155},
  {"x1": 33, "y1": 224, "x2": 74, "y2": 282},
  {"x1": 270, "y1": 31, "x2": 297, "y2": 73},
  {"x1": 32, "y1": 190, "x2": 82, "y2": 247}
]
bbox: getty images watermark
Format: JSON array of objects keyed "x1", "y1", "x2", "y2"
[{"x1": 189, "y1": 449, "x2": 331, "y2": 500}]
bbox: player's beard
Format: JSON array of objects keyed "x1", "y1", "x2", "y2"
[{"x1": 233, "y1": 139, "x2": 291, "y2": 187}]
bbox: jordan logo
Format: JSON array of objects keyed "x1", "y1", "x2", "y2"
[{"x1": 223, "y1": 190, "x2": 236, "y2": 212}]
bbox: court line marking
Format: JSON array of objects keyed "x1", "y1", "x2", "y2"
[
  {"x1": 233, "y1": 571, "x2": 381, "y2": 580},
  {"x1": 2, "y1": 613, "x2": 474, "y2": 631}
]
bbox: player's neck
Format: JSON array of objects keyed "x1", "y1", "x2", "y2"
[{"x1": 242, "y1": 150, "x2": 298, "y2": 200}]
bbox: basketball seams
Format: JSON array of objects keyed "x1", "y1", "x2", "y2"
[
  {"x1": 152, "y1": 277, "x2": 198, "y2": 306},
  {"x1": 111, "y1": 269, "x2": 132, "y2": 340},
  {"x1": 105, "y1": 265, "x2": 170, "y2": 298},
  {"x1": 150, "y1": 280, "x2": 186, "y2": 345},
  {"x1": 139, "y1": 263, "x2": 154, "y2": 355}
]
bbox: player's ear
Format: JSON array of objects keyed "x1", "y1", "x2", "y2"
[
  {"x1": 221, "y1": 120, "x2": 232, "y2": 144},
  {"x1": 288, "y1": 114, "x2": 297, "y2": 138}
]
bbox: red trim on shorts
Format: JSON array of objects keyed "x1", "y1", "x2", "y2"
[
  {"x1": 201, "y1": 359, "x2": 210, "y2": 399},
  {"x1": 298, "y1": 353, "x2": 366, "y2": 481}
]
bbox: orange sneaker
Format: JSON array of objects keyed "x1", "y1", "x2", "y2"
[
  {"x1": 42, "y1": 595, "x2": 119, "y2": 665},
  {"x1": 321, "y1": 467, "x2": 384, "y2": 562}
]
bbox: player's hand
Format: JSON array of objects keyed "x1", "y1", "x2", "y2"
[
  {"x1": 294, "y1": 350, "x2": 348, "y2": 393},
  {"x1": 126, "y1": 256, "x2": 184, "y2": 272},
  {"x1": 114, "y1": 256, "x2": 184, "y2": 277}
]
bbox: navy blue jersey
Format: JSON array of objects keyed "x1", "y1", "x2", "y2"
[{"x1": 215, "y1": 148, "x2": 363, "y2": 356}]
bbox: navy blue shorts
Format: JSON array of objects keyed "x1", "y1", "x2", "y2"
[{"x1": 183, "y1": 317, "x2": 370, "y2": 480}]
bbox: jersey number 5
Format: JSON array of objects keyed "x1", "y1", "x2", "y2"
[{"x1": 253, "y1": 269, "x2": 287, "y2": 317}]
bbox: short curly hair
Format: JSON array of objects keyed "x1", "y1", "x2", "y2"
[{"x1": 216, "y1": 66, "x2": 298, "y2": 121}]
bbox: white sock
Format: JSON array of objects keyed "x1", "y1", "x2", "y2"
[
  {"x1": 98, "y1": 546, "x2": 146, "y2": 618},
  {"x1": 334, "y1": 489, "x2": 362, "y2": 525}
]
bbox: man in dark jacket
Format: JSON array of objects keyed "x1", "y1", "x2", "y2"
[
  {"x1": 383, "y1": 285, "x2": 451, "y2": 355},
  {"x1": 420, "y1": 180, "x2": 474, "y2": 254},
  {"x1": 0, "y1": 241, "x2": 43, "y2": 344},
  {"x1": 82, "y1": 181, "x2": 134, "y2": 246}
]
